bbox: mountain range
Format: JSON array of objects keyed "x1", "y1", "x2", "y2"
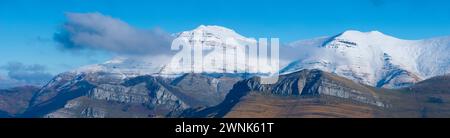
[{"x1": 1, "y1": 25, "x2": 450, "y2": 118}]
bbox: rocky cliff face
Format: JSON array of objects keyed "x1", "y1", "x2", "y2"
[
  {"x1": 22, "y1": 72, "x2": 240, "y2": 118},
  {"x1": 182, "y1": 69, "x2": 387, "y2": 117},
  {"x1": 181, "y1": 70, "x2": 450, "y2": 118},
  {"x1": 244, "y1": 70, "x2": 385, "y2": 106}
]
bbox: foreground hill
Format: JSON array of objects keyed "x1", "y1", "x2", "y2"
[
  {"x1": 182, "y1": 70, "x2": 450, "y2": 118},
  {"x1": 0, "y1": 86, "x2": 39, "y2": 117}
]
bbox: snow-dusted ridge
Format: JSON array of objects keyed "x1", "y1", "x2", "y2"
[{"x1": 282, "y1": 30, "x2": 450, "y2": 88}]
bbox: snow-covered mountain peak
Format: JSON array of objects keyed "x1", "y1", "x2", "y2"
[
  {"x1": 337, "y1": 30, "x2": 392, "y2": 38},
  {"x1": 177, "y1": 25, "x2": 254, "y2": 44},
  {"x1": 71, "y1": 55, "x2": 170, "y2": 79},
  {"x1": 282, "y1": 30, "x2": 450, "y2": 88},
  {"x1": 322, "y1": 30, "x2": 401, "y2": 48},
  {"x1": 161, "y1": 25, "x2": 273, "y2": 75},
  {"x1": 339, "y1": 30, "x2": 383, "y2": 36},
  {"x1": 66, "y1": 25, "x2": 267, "y2": 79},
  {"x1": 194, "y1": 25, "x2": 238, "y2": 34}
]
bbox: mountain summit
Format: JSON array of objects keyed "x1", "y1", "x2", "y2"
[
  {"x1": 282, "y1": 30, "x2": 450, "y2": 88},
  {"x1": 161, "y1": 25, "x2": 276, "y2": 75}
]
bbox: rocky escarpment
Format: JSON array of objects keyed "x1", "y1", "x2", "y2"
[
  {"x1": 182, "y1": 69, "x2": 387, "y2": 117},
  {"x1": 245, "y1": 70, "x2": 385, "y2": 106},
  {"x1": 22, "y1": 72, "x2": 240, "y2": 118}
]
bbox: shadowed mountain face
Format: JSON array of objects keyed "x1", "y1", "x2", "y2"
[
  {"x1": 0, "y1": 86, "x2": 39, "y2": 117},
  {"x1": 21, "y1": 72, "x2": 240, "y2": 118},
  {"x1": 182, "y1": 70, "x2": 450, "y2": 118}
]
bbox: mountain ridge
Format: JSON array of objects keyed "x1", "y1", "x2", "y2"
[
  {"x1": 58, "y1": 26, "x2": 450, "y2": 89},
  {"x1": 282, "y1": 29, "x2": 450, "y2": 88}
]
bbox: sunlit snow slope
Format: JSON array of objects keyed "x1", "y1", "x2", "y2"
[{"x1": 281, "y1": 30, "x2": 450, "y2": 88}]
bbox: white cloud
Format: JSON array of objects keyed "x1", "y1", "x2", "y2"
[{"x1": 54, "y1": 12, "x2": 173, "y2": 55}]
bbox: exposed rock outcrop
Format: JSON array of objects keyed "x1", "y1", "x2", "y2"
[
  {"x1": 22, "y1": 72, "x2": 240, "y2": 118},
  {"x1": 182, "y1": 69, "x2": 387, "y2": 118}
]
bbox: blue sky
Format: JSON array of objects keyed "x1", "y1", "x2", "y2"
[{"x1": 1, "y1": 0, "x2": 450, "y2": 87}]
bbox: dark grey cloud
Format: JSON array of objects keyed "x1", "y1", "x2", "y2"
[
  {"x1": 54, "y1": 12, "x2": 173, "y2": 55},
  {"x1": 1, "y1": 62, "x2": 53, "y2": 87}
]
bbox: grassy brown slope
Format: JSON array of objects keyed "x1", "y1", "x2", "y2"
[
  {"x1": 223, "y1": 84, "x2": 450, "y2": 118},
  {"x1": 379, "y1": 75, "x2": 450, "y2": 118},
  {"x1": 0, "y1": 86, "x2": 39, "y2": 115},
  {"x1": 225, "y1": 93, "x2": 378, "y2": 118},
  {"x1": 223, "y1": 73, "x2": 450, "y2": 118},
  {"x1": 184, "y1": 70, "x2": 389, "y2": 118}
]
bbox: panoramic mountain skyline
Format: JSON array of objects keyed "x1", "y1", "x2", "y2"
[
  {"x1": 1, "y1": 0, "x2": 450, "y2": 88},
  {"x1": 2, "y1": 24, "x2": 450, "y2": 88},
  {"x1": 3, "y1": 1, "x2": 450, "y2": 136},
  {"x1": 2, "y1": 22, "x2": 448, "y2": 118}
]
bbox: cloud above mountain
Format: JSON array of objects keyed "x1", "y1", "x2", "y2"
[
  {"x1": 0, "y1": 62, "x2": 53, "y2": 88},
  {"x1": 53, "y1": 12, "x2": 173, "y2": 55}
]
